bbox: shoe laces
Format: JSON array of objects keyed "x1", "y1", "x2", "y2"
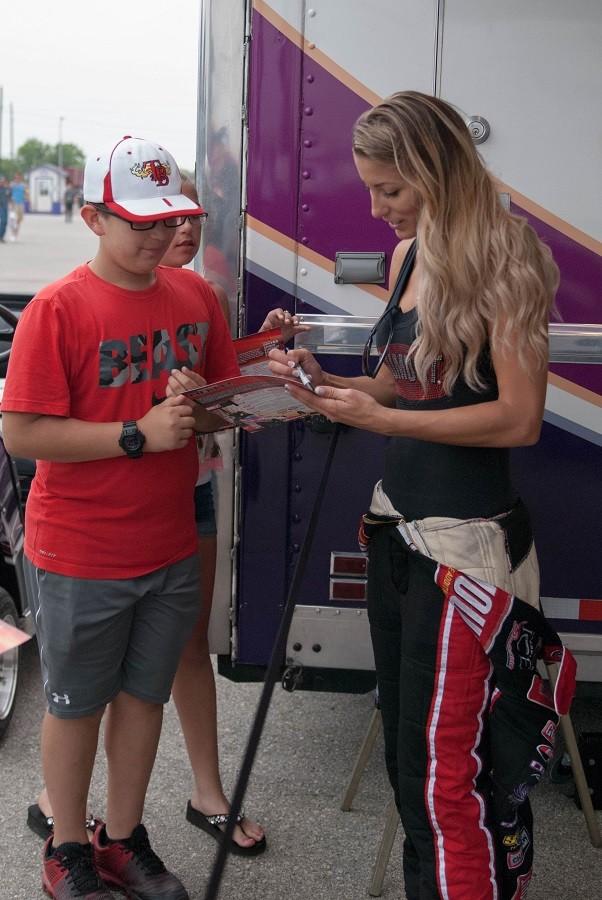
[
  {"x1": 56, "y1": 843, "x2": 105, "y2": 894},
  {"x1": 127, "y1": 825, "x2": 166, "y2": 876}
]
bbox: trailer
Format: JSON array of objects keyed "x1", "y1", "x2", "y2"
[{"x1": 196, "y1": 0, "x2": 602, "y2": 690}]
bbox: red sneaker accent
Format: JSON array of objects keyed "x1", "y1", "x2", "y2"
[
  {"x1": 92, "y1": 824, "x2": 189, "y2": 900},
  {"x1": 42, "y1": 836, "x2": 114, "y2": 899}
]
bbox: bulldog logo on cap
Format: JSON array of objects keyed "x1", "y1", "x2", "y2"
[{"x1": 130, "y1": 160, "x2": 171, "y2": 187}]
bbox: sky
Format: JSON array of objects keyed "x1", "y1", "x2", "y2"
[{"x1": 1, "y1": 0, "x2": 200, "y2": 170}]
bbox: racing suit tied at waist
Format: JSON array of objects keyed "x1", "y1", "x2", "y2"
[{"x1": 360, "y1": 480, "x2": 577, "y2": 897}]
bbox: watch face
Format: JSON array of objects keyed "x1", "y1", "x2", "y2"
[
  {"x1": 120, "y1": 423, "x2": 145, "y2": 456},
  {"x1": 124, "y1": 434, "x2": 142, "y2": 451}
]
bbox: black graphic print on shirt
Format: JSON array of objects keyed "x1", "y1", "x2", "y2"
[{"x1": 98, "y1": 321, "x2": 209, "y2": 387}]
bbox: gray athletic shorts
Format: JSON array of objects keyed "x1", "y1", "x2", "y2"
[{"x1": 24, "y1": 554, "x2": 201, "y2": 719}]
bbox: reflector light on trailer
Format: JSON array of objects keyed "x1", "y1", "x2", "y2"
[
  {"x1": 330, "y1": 579, "x2": 368, "y2": 602},
  {"x1": 330, "y1": 552, "x2": 368, "y2": 577}
]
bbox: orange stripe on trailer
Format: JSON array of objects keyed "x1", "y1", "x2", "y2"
[
  {"x1": 579, "y1": 600, "x2": 602, "y2": 621},
  {"x1": 254, "y1": 1, "x2": 381, "y2": 107},
  {"x1": 547, "y1": 372, "x2": 602, "y2": 406}
]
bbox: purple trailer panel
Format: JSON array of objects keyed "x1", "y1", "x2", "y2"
[{"x1": 235, "y1": 6, "x2": 602, "y2": 675}]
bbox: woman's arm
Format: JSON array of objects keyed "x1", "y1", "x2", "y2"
[{"x1": 283, "y1": 337, "x2": 547, "y2": 448}]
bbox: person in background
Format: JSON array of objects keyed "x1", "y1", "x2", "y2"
[
  {"x1": 5, "y1": 133, "x2": 238, "y2": 900},
  {"x1": 0, "y1": 175, "x2": 11, "y2": 242},
  {"x1": 64, "y1": 178, "x2": 76, "y2": 223},
  {"x1": 10, "y1": 172, "x2": 28, "y2": 239},
  {"x1": 269, "y1": 91, "x2": 559, "y2": 900},
  {"x1": 27, "y1": 174, "x2": 305, "y2": 859}
]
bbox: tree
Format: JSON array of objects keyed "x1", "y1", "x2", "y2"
[
  {"x1": 47, "y1": 142, "x2": 86, "y2": 168},
  {"x1": 16, "y1": 138, "x2": 53, "y2": 170},
  {"x1": 12, "y1": 138, "x2": 86, "y2": 172},
  {"x1": 0, "y1": 158, "x2": 22, "y2": 179}
]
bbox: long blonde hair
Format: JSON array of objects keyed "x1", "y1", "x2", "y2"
[{"x1": 352, "y1": 91, "x2": 559, "y2": 393}]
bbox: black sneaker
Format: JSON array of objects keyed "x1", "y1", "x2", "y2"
[
  {"x1": 42, "y1": 836, "x2": 115, "y2": 898},
  {"x1": 93, "y1": 823, "x2": 189, "y2": 900}
]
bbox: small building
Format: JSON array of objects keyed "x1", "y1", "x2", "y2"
[{"x1": 27, "y1": 164, "x2": 66, "y2": 214}]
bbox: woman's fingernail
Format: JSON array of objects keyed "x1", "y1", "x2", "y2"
[{"x1": 315, "y1": 386, "x2": 325, "y2": 396}]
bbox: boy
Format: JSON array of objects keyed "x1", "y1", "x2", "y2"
[{"x1": 1, "y1": 135, "x2": 239, "y2": 900}]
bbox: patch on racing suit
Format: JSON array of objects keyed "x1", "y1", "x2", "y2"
[
  {"x1": 506, "y1": 827, "x2": 531, "y2": 869},
  {"x1": 506, "y1": 620, "x2": 537, "y2": 670}
]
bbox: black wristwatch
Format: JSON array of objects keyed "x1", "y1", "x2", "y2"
[{"x1": 118, "y1": 420, "x2": 146, "y2": 459}]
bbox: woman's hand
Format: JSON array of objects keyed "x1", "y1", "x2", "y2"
[
  {"x1": 268, "y1": 347, "x2": 326, "y2": 388},
  {"x1": 260, "y1": 308, "x2": 311, "y2": 343},
  {"x1": 283, "y1": 380, "x2": 392, "y2": 433},
  {"x1": 166, "y1": 366, "x2": 207, "y2": 397}
]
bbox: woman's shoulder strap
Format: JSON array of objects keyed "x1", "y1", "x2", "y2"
[{"x1": 386, "y1": 239, "x2": 417, "y2": 311}]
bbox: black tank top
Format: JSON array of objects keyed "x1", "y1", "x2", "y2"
[{"x1": 379, "y1": 241, "x2": 516, "y2": 520}]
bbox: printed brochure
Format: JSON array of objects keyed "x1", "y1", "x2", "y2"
[{"x1": 185, "y1": 328, "x2": 315, "y2": 432}]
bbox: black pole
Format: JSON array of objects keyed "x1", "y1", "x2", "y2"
[{"x1": 203, "y1": 424, "x2": 341, "y2": 900}]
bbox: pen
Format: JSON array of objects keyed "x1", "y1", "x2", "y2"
[{"x1": 295, "y1": 363, "x2": 316, "y2": 393}]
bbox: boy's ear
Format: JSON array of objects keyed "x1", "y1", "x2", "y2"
[{"x1": 81, "y1": 204, "x2": 107, "y2": 236}]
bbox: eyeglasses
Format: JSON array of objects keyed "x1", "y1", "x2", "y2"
[
  {"x1": 93, "y1": 205, "x2": 208, "y2": 231},
  {"x1": 362, "y1": 305, "x2": 396, "y2": 379}
]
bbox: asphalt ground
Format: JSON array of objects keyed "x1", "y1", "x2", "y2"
[
  {"x1": 1, "y1": 214, "x2": 602, "y2": 899},
  {"x1": 2, "y1": 643, "x2": 602, "y2": 900}
]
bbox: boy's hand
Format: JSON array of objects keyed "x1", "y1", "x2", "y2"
[
  {"x1": 139, "y1": 395, "x2": 196, "y2": 451},
  {"x1": 166, "y1": 366, "x2": 207, "y2": 397},
  {"x1": 260, "y1": 308, "x2": 311, "y2": 343}
]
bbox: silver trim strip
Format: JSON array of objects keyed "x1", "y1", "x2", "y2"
[
  {"x1": 196, "y1": 0, "x2": 248, "y2": 662},
  {"x1": 295, "y1": 315, "x2": 602, "y2": 365},
  {"x1": 433, "y1": 0, "x2": 445, "y2": 97}
]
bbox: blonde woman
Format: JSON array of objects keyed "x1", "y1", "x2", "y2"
[{"x1": 269, "y1": 92, "x2": 559, "y2": 899}]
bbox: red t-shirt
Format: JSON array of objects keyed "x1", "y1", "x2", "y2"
[{"x1": 1, "y1": 264, "x2": 240, "y2": 578}]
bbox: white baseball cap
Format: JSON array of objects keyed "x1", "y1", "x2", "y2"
[{"x1": 83, "y1": 135, "x2": 205, "y2": 223}]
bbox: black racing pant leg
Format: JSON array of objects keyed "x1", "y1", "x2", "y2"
[
  {"x1": 368, "y1": 528, "x2": 439, "y2": 899},
  {"x1": 368, "y1": 529, "x2": 501, "y2": 900}
]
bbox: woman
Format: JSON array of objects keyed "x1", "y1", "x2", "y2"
[{"x1": 269, "y1": 91, "x2": 559, "y2": 899}]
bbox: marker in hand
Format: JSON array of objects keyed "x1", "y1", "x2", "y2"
[
  {"x1": 294, "y1": 363, "x2": 316, "y2": 393},
  {"x1": 285, "y1": 348, "x2": 316, "y2": 393}
]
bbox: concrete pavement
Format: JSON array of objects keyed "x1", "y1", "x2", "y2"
[
  {"x1": 0, "y1": 211, "x2": 98, "y2": 297},
  {"x1": 2, "y1": 644, "x2": 602, "y2": 900}
]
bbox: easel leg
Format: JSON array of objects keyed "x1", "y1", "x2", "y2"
[
  {"x1": 368, "y1": 798, "x2": 400, "y2": 897},
  {"x1": 546, "y1": 663, "x2": 602, "y2": 848},
  {"x1": 340, "y1": 707, "x2": 382, "y2": 811}
]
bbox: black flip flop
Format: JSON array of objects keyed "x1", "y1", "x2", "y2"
[
  {"x1": 26, "y1": 803, "x2": 100, "y2": 840},
  {"x1": 27, "y1": 804, "x2": 54, "y2": 840},
  {"x1": 185, "y1": 801, "x2": 267, "y2": 857}
]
